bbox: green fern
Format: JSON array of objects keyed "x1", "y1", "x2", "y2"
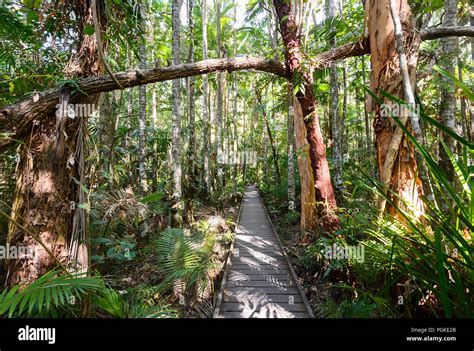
[
  {"x1": 92, "y1": 287, "x2": 178, "y2": 318},
  {"x1": 0, "y1": 269, "x2": 105, "y2": 318},
  {"x1": 356, "y1": 84, "x2": 474, "y2": 317},
  {"x1": 155, "y1": 228, "x2": 216, "y2": 300}
]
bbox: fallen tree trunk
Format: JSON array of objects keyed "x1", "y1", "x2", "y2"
[
  {"x1": 1, "y1": 25, "x2": 472, "y2": 151},
  {"x1": 0, "y1": 57, "x2": 286, "y2": 150}
]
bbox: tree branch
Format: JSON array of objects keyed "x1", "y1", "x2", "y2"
[{"x1": 420, "y1": 26, "x2": 474, "y2": 41}]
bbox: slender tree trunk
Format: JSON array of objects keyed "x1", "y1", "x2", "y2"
[
  {"x1": 361, "y1": 56, "x2": 372, "y2": 160},
  {"x1": 150, "y1": 18, "x2": 159, "y2": 193},
  {"x1": 367, "y1": 0, "x2": 424, "y2": 219},
  {"x1": 216, "y1": 0, "x2": 224, "y2": 195},
  {"x1": 171, "y1": 0, "x2": 184, "y2": 225},
  {"x1": 287, "y1": 84, "x2": 296, "y2": 212},
  {"x1": 256, "y1": 91, "x2": 281, "y2": 184},
  {"x1": 6, "y1": 0, "x2": 105, "y2": 286},
  {"x1": 107, "y1": 89, "x2": 123, "y2": 188},
  {"x1": 242, "y1": 99, "x2": 247, "y2": 185},
  {"x1": 273, "y1": 0, "x2": 340, "y2": 233},
  {"x1": 341, "y1": 63, "x2": 348, "y2": 157},
  {"x1": 327, "y1": 0, "x2": 343, "y2": 202},
  {"x1": 185, "y1": 0, "x2": 196, "y2": 213},
  {"x1": 201, "y1": 0, "x2": 211, "y2": 196},
  {"x1": 438, "y1": 0, "x2": 458, "y2": 182},
  {"x1": 458, "y1": 60, "x2": 471, "y2": 142},
  {"x1": 138, "y1": 0, "x2": 148, "y2": 194},
  {"x1": 263, "y1": 133, "x2": 268, "y2": 179},
  {"x1": 125, "y1": 47, "x2": 134, "y2": 187},
  {"x1": 232, "y1": 0, "x2": 238, "y2": 194}
]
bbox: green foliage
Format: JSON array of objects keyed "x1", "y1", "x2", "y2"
[
  {"x1": 154, "y1": 228, "x2": 217, "y2": 300},
  {"x1": 316, "y1": 295, "x2": 394, "y2": 318},
  {"x1": 355, "y1": 83, "x2": 474, "y2": 317},
  {"x1": 0, "y1": 269, "x2": 104, "y2": 318},
  {"x1": 91, "y1": 237, "x2": 136, "y2": 263},
  {"x1": 0, "y1": 268, "x2": 177, "y2": 318},
  {"x1": 92, "y1": 287, "x2": 178, "y2": 318}
]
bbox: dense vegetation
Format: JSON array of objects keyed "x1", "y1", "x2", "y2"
[{"x1": 0, "y1": 0, "x2": 472, "y2": 318}]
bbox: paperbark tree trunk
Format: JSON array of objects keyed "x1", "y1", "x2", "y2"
[
  {"x1": 171, "y1": 0, "x2": 184, "y2": 225},
  {"x1": 287, "y1": 85, "x2": 296, "y2": 212},
  {"x1": 6, "y1": 0, "x2": 105, "y2": 287},
  {"x1": 273, "y1": 0, "x2": 340, "y2": 233},
  {"x1": 367, "y1": 0, "x2": 424, "y2": 219},
  {"x1": 293, "y1": 97, "x2": 316, "y2": 235}
]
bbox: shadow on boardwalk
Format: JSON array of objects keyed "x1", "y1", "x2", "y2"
[{"x1": 213, "y1": 185, "x2": 314, "y2": 318}]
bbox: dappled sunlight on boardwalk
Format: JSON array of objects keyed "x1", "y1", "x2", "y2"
[{"x1": 214, "y1": 185, "x2": 313, "y2": 318}]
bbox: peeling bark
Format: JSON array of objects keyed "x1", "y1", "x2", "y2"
[
  {"x1": 6, "y1": 0, "x2": 105, "y2": 286},
  {"x1": 367, "y1": 0, "x2": 424, "y2": 219},
  {"x1": 273, "y1": 0, "x2": 340, "y2": 233},
  {"x1": 293, "y1": 97, "x2": 316, "y2": 234},
  {"x1": 287, "y1": 85, "x2": 296, "y2": 212}
]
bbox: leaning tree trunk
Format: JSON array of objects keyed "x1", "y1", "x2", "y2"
[
  {"x1": 273, "y1": 0, "x2": 340, "y2": 233},
  {"x1": 438, "y1": 0, "x2": 458, "y2": 182},
  {"x1": 367, "y1": 0, "x2": 424, "y2": 219},
  {"x1": 6, "y1": 0, "x2": 105, "y2": 287},
  {"x1": 171, "y1": 0, "x2": 184, "y2": 226}
]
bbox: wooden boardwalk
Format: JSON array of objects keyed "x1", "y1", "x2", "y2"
[{"x1": 214, "y1": 185, "x2": 314, "y2": 318}]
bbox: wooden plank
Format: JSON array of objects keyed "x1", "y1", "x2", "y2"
[
  {"x1": 216, "y1": 311, "x2": 309, "y2": 318},
  {"x1": 256, "y1": 190, "x2": 315, "y2": 319},
  {"x1": 225, "y1": 280, "x2": 294, "y2": 288},
  {"x1": 223, "y1": 293, "x2": 303, "y2": 304},
  {"x1": 228, "y1": 268, "x2": 291, "y2": 277},
  {"x1": 219, "y1": 302, "x2": 308, "y2": 313},
  {"x1": 214, "y1": 185, "x2": 312, "y2": 318},
  {"x1": 230, "y1": 256, "x2": 287, "y2": 266},
  {"x1": 227, "y1": 272, "x2": 291, "y2": 281},
  {"x1": 232, "y1": 252, "x2": 284, "y2": 259},
  {"x1": 231, "y1": 249, "x2": 284, "y2": 258},
  {"x1": 223, "y1": 286, "x2": 300, "y2": 295},
  {"x1": 230, "y1": 263, "x2": 287, "y2": 270},
  {"x1": 233, "y1": 243, "x2": 281, "y2": 251}
]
